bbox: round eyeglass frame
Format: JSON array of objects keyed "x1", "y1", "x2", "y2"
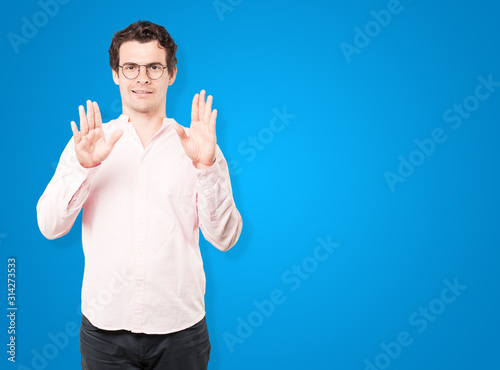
[{"x1": 118, "y1": 63, "x2": 167, "y2": 80}]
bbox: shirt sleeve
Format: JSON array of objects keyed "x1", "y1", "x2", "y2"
[
  {"x1": 195, "y1": 146, "x2": 243, "y2": 251},
  {"x1": 36, "y1": 137, "x2": 100, "y2": 240}
]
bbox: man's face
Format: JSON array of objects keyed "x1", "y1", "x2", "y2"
[{"x1": 112, "y1": 40, "x2": 176, "y2": 116}]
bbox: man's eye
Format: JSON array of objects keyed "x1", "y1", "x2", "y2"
[
  {"x1": 149, "y1": 65, "x2": 159, "y2": 70},
  {"x1": 125, "y1": 65, "x2": 137, "y2": 70}
]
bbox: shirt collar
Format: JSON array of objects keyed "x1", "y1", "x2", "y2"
[{"x1": 118, "y1": 114, "x2": 176, "y2": 128}]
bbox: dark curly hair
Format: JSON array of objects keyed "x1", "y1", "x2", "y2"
[{"x1": 109, "y1": 21, "x2": 177, "y2": 76}]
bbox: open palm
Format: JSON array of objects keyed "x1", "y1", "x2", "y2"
[
  {"x1": 174, "y1": 90, "x2": 217, "y2": 169},
  {"x1": 70, "y1": 101, "x2": 123, "y2": 168}
]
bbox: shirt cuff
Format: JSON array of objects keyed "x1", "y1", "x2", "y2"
[
  {"x1": 71, "y1": 160, "x2": 100, "y2": 183},
  {"x1": 193, "y1": 159, "x2": 223, "y2": 190},
  {"x1": 63, "y1": 161, "x2": 101, "y2": 208}
]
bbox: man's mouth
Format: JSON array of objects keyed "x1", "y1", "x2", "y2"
[{"x1": 132, "y1": 90, "x2": 153, "y2": 95}]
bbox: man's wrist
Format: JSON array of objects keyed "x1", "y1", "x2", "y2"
[
  {"x1": 194, "y1": 159, "x2": 216, "y2": 170},
  {"x1": 82, "y1": 162, "x2": 101, "y2": 169}
]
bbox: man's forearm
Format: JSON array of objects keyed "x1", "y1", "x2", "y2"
[
  {"x1": 37, "y1": 139, "x2": 98, "y2": 239},
  {"x1": 196, "y1": 149, "x2": 243, "y2": 251}
]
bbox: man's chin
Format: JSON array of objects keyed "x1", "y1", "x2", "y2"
[{"x1": 129, "y1": 103, "x2": 156, "y2": 114}]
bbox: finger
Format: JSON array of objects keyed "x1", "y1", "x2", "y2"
[
  {"x1": 174, "y1": 123, "x2": 189, "y2": 146},
  {"x1": 70, "y1": 121, "x2": 81, "y2": 144},
  {"x1": 210, "y1": 109, "x2": 217, "y2": 133},
  {"x1": 93, "y1": 101, "x2": 103, "y2": 129},
  {"x1": 106, "y1": 129, "x2": 123, "y2": 151},
  {"x1": 198, "y1": 90, "x2": 206, "y2": 122},
  {"x1": 204, "y1": 95, "x2": 213, "y2": 126},
  {"x1": 191, "y1": 94, "x2": 199, "y2": 122},
  {"x1": 79, "y1": 105, "x2": 89, "y2": 135},
  {"x1": 87, "y1": 100, "x2": 95, "y2": 130}
]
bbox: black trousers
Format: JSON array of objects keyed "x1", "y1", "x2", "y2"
[{"x1": 80, "y1": 315, "x2": 210, "y2": 370}]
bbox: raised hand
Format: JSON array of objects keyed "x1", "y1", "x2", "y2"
[
  {"x1": 70, "y1": 101, "x2": 123, "y2": 168},
  {"x1": 174, "y1": 90, "x2": 217, "y2": 169}
]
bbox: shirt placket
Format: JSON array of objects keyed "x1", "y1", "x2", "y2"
[
  {"x1": 128, "y1": 120, "x2": 168, "y2": 332},
  {"x1": 127, "y1": 122, "x2": 147, "y2": 332},
  {"x1": 131, "y1": 153, "x2": 147, "y2": 331}
]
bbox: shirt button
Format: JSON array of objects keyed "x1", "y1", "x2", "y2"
[
  {"x1": 140, "y1": 191, "x2": 145, "y2": 196},
  {"x1": 137, "y1": 281, "x2": 142, "y2": 287}
]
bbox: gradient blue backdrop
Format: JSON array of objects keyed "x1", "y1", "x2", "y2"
[{"x1": 1, "y1": 0, "x2": 499, "y2": 369}]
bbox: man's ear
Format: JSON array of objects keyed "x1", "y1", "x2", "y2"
[
  {"x1": 112, "y1": 68, "x2": 120, "y2": 85},
  {"x1": 168, "y1": 66, "x2": 177, "y2": 86}
]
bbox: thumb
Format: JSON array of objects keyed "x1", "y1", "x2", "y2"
[
  {"x1": 106, "y1": 129, "x2": 123, "y2": 150},
  {"x1": 174, "y1": 124, "x2": 189, "y2": 146}
]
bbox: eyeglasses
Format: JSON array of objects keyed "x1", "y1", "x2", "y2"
[{"x1": 119, "y1": 63, "x2": 167, "y2": 80}]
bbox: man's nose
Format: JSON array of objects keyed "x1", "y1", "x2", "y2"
[{"x1": 136, "y1": 66, "x2": 151, "y2": 84}]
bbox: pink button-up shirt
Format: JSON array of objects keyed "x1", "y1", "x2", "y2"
[{"x1": 36, "y1": 114, "x2": 242, "y2": 334}]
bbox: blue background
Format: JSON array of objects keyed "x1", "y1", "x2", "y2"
[{"x1": 1, "y1": 0, "x2": 499, "y2": 369}]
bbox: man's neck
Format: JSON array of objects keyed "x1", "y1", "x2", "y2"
[{"x1": 124, "y1": 110, "x2": 166, "y2": 148}]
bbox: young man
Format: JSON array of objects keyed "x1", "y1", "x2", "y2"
[{"x1": 36, "y1": 21, "x2": 242, "y2": 369}]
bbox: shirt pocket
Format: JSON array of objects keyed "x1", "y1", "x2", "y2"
[{"x1": 161, "y1": 157, "x2": 197, "y2": 198}]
